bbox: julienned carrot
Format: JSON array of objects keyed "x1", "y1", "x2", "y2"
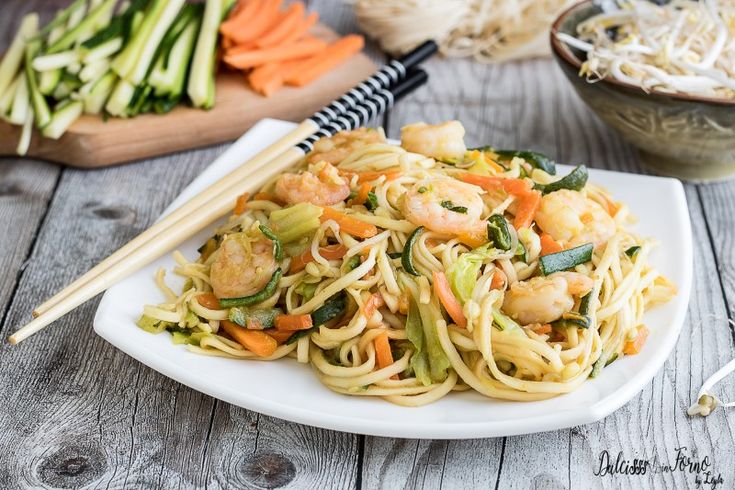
[
  {"x1": 457, "y1": 231, "x2": 487, "y2": 249},
  {"x1": 459, "y1": 173, "x2": 531, "y2": 195},
  {"x1": 233, "y1": 192, "x2": 250, "y2": 215},
  {"x1": 374, "y1": 331, "x2": 398, "y2": 379},
  {"x1": 197, "y1": 293, "x2": 222, "y2": 310},
  {"x1": 513, "y1": 190, "x2": 541, "y2": 230},
  {"x1": 256, "y1": 2, "x2": 305, "y2": 48},
  {"x1": 540, "y1": 233, "x2": 563, "y2": 256},
  {"x1": 267, "y1": 329, "x2": 294, "y2": 344},
  {"x1": 221, "y1": 320, "x2": 278, "y2": 357},
  {"x1": 362, "y1": 293, "x2": 384, "y2": 319},
  {"x1": 274, "y1": 314, "x2": 313, "y2": 331},
  {"x1": 289, "y1": 243, "x2": 348, "y2": 273},
  {"x1": 356, "y1": 169, "x2": 402, "y2": 183},
  {"x1": 277, "y1": 10, "x2": 318, "y2": 47},
  {"x1": 229, "y1": 0, "x2": 283, "y2": 44},
  {"x1": 249, "y1": 58, "x2": 303, "y2": 96},
  {"x1": 490, "y1": 270, "x2": 505, "y2": 290},
  {"x1": 224, "y1": 37, "x2": 327, "y2": 69},
  {"x1": 285, "y1": 35, "x2": 365, "y2": 87},
  {"x1": 252, "y1": 191, "x2": 283, "y2": 204},
  {"x1": 623, "y1": 325, "x2": 649, "y2": 355},
  {"x1": 319, "y1": 207, "x2": 378, "y2": 238},
  {"x1": 531, "y1": 324, "x2": 552, "y2": 335},
  {"x1": 432, "y1": 271, "x2": 467, "y2": 328},
  {"x1": 351, "y1": 183, "x2": 371, "y2": 206},
  {"x1": 220, "y1": 0, "x2": 262, "y2": 39}
]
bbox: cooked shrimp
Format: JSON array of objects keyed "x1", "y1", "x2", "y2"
[
  {"x1": 307, "y1": 128, "x2": 385, "y2": 165},
  {"x1": 535, "y1": 189, "x2": 615, "y2": 248},
  {"x1": 401, "y1": 178, "x2": 484, "y2": 235},
  {"x1": 210, "y1": 233, "x2": 277, "y2": 299},
  {"x1": 502, "y1": 272, "x2": 593, "y2": 325},
  {"x1": 274, "y1": 161, "x2": 350, "y2": 206},
  {"x1": 400, "y1": 121, "x2": 467, "y2": 161}
]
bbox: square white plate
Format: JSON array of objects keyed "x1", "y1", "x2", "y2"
[{"x1": 94, "y1": 119, "x2": 693, "y2": 439}]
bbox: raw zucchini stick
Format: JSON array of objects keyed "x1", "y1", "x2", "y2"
[
  {"x1": 42, "y1": 100, "x2": 83, "y2": 139},
  {"x1": 83, "y1": 70, "x2": 117, "y2": 114},
  {"x1": 0, "y1": 74, "x2": 21, "y2": 116},
  {"x1": 127, "y1": 0, "x2": 186, "y2": 84},
  {"x1": 112, "y1": 0, "x2": 174, "y2": 80},
  {"x1": 31, "y1": 0, "x2": 85, "y2": 42},
  {"x1": 150, "y1": 6, "x2": 202, "y2": 97},
  {"x1": 0, "y1": 13, "x2": 39, "y2": 97},
  {"x1": 187, "y1": 0, "x2": 226, "y2": 109},
  {"x1": 47, "y1": 0, "x2": 117, "y2": 54},
  {"x1": 25, "y1": 41, "x2": 52, "y2": 128},
  {"x1": 8, "y1": 72, "x2": 29, "y2": 125},
  {"x1": 17, "y1": 110, "x2": 34, "y2": 156}
]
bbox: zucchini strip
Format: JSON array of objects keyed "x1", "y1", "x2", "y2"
[
  {"x1": 188, "y1": 0, "x2": 224, "y2": 108},
  {"x1": 539, "y1": 243, "x2": 593, "y2": 275},
  {"x1": 218, "y1": 268, "x2": 283, "y2": 308},
  {"x1": 402, "y1": 226, "x2": 424, "y2": 276},
  {"x1": 0, "y1": 13, "x2": 38, "y2": 97}
]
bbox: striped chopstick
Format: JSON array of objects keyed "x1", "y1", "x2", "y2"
[
  {"x1": 9, "y1": 68, "x2": 430, "y2": 345},
  {"x1": 30, "y1": 41, "x2": 438, "y2": 320}
]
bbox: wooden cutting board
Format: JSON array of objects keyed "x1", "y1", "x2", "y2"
[{"x1": 0, "y1": 24, "x2": 376, "y2": 168}]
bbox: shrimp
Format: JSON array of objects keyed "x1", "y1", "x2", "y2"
[
  {"x1": 502, "y1": 272, "x2": 593, "y2": 325},
  {"x1": 400, "y1": 120, "x2": 467, "y2": 162},
  {"x1": 274, "y1": 161, "x2": 350, "y2": 206},
  {"x1": 535, "y1": 189, "x2": 615, "y2": 248},
  {"x1": 210, "y1": 232, "x2": 277, "y2": 299},
  {"x1": 401, "y1": 178, "x2": 484, "y2": 235},
  {"x1": 307, "y1": 128, "x2": 385, "y2": 165}
]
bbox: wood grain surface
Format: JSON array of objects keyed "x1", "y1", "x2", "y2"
[
  {"x1": 1, "y1": 1, "x2": 734, "y2": 489},
  {"x1": 0, "y1": 24, "x2": 376, "y2": 168}
]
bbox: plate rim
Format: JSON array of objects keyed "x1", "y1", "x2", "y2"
[{"x1": 93, "y1": 119, "x2": 693, "y2": 439}]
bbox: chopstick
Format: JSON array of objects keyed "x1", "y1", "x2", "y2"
[
  {"x1": 30, "y1": 41, "x2": 438, "y2": 320},
  {"x1": 9, "y1": 68, "x2": 429, "y2": 345}
]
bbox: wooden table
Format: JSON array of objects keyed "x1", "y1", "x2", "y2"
[{"x1": 2, "y1": 2, "x2": 734, "y2": 489}]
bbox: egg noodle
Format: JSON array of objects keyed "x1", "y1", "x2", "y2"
[{"x1": 138, "y1": 121, "x2": 675, "y2": 407}]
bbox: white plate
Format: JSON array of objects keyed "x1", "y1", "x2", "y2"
[{"x1": 94, "y1": 119, "x2": 693, "y2": 439}]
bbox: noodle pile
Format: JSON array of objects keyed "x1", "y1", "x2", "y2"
[
  {"x1": 353, "y1": 0, "x2": 578, "y2": 63},
  {"x1": 138, "y1": 121, "x2": 675, "y2": 407}
]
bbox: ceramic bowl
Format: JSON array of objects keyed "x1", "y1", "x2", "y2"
[{"x1": 550, "y1": 0, "x2": 735, "y2": 182}]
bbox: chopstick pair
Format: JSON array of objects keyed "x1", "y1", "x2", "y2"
[{"x1": 9, "y1": 41, "x2": 437, "y2": 345}]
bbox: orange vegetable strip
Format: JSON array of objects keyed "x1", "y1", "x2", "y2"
[
  {"x1": 319, "y1": 207, "x2": 378, "y2": 238},
  {"x1": 490, "y1": 270, "x2": 505, "y2": 290},
  {"x1": 255, "y1": 2, "x2": 305, "y2": 48},
  {"x1": 267, "y1": 329, "x2": 294, "y2": 344},
  {"x1": 228, "y1": 0, "x2": 283, "y2": 44},
  {"x1": 374, "y1": 331, "x2": 398, "y2": 380},
  {"x1": 513, "y1": 190, "x2": 541, "y2": 230},
  {"x1": 362, "y1": 293, "x2": 384, "y2": 319},
  {"x1": 274, "y1": 314, "x2": 314, "y2": 331},
  {"x1": 224, "y1": 37, "x2": 327, "y2": 69},
  {"x1": 623, "y1": 325, "x2": 649, "y2": 355},
  {"x1": 220, "y1": 0, "x2": 262, "y2": 39},
  {"x1": 539, "y1": 233, "x2": 563, "y2": 256},
  {"x1": 197, "y1": 293, "x2": 223, "y2": 310},
  {"x1": 459, "y1": 173, "x2": 532, "y2": 195},
  {"x1": 457, "y1": 231, "x2": 486, "y2": 249},
  {"x1": 233, "y1": 192, "x2": 250, "y2": 215},
  {"x1": 531, "y1": 324, "x2": 552, "y2": 335},
  {"x1": 351, "y1": 183, "x2": 372, "y2": 206},
  {"x1": 276, "y1": 11, "x2": 318, "y2": 47},
  {"x1": 356, "y1": 169, "x2": 402, "y2": 183},
  {"x1": 285, "y1": 34, "x2": 365, "y2": 87},
  {"x1": 221, "y1": 320, "x2": 278, "y2": 357},
  {"x1": 252, "y1": 191, "x2": 283, "y2": 204},
  {"x1": 432, "y1": 271, "x2": 467, "y2": 328},
  {"x1": 249, "y1": 58, "x2": 304, "y2": 96},
  {"x1": 289, "y1": 243, "x2": 348, "y2": 273}
]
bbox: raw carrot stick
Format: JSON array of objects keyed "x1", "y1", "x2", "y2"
[
  {"x1": 490, "y1": 270, "x2": 505, "y2": 290},
  {"x1": 249, "y1": 58, "x2": 303, "y2": 96},
  {"x1": 233, "y1": 192, "x2": 250, "y2": 215},
  {"x1": 197, "y1": 293, "x2": 223, "y2": 310},
  {"x1": 256, "y1": 2, "x2": 305, "y2": 48},
  {"x1": 285, "y1": 35, "x2": 365, "y2": 87},
  {"x1": 267, "y1": 329, "x2": 294, "y2": 344},
  {"x1": 513, "y1": 190, "x2": 541, "y2": 230},
  {"x1": 274, "y1": 314, "x2": 313, "y2": 331},
  {"x1": 362, "y1": 293, "x2": 384, "y2": 319},
  {"x1": 229, "y1": 0, "x2": 283, "y2": 44},
  {"x1": 539, "y1": 233, "x2": 563, "y2": 256},
  {"x1": 289, "y1": 243, "x2": 348, "y2": 273},
  {"x1": 374, "y1": 331, "x2": 398, "y2": 379},
  {"x1": 531, "y1": 324, "x2": 552, "y2": 335},
  {"x1": 356, "y1": 169, "x2": 402, "y2": 183},
  {"x1": 623, "y1": 325, "x2": 649, "y2": 355},
  {"x1": 351, "y1": 183, "x2": 372, "y2": 206},
  {"x1": 432, "y1": 271, "x2": 467, "y2": 328},
  {"x1": 224, "y1": 37, "x2": 327, "y2": 69},
  {"x1": 221, "y1": 320, "x2": 278, "y2": 357},
  {"x1": 220, "y1": 0, "x2": 262, "y2": 39},
  {"x1": 319, "y1": 207, "x2": 378, "y2": 238},
  {"x1": 277, "y1": 11, "x2": 318, "y2": 47}
]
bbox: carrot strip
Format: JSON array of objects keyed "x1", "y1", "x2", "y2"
[
  {"x1": 252, "y1": 191, "x2": 283, "y2": 204},
  {"x1": 490, "y1": 270, "x2": 505, "y2": 290},
  {"x1": 459, "y1": 173, "x2": 532, "y2": 195},
  {"x1": 432, "y1": 271, "x2": 467, "y2": 328},
  {"x1": 224, "y1": 37, "x2": 327, "y2": 69},
  {"x1": 249, "y1": 58, "x2": 303, "y2": 96},
  {"x1": 623, "y1": 325, "x2": 649, "y2": 355},
  {"x1": 267, "y1": 329, "x2": 294, "y2": 344},
  {"x1": 233, "y1": 192, "x2": 250, "y2": 215},
  {"x1": 362, "y1": 293, "x2": 385, "y2": 319},
  {"x1": 221, "y1": 320, "x2": 278, "y2": 357},
  {"x1": 513, "y1": 190, "x2": 541, "y2": 230},
  {"x1": 255, "y1": 2, "x2": 305, "y2": 48},
  {"x1": 197, "y1": 293, "x2": 223, "y2": 310},
  {"x1": 356, "y1": 169, "x2": 402, "y2": 183},
  {"x1": 285, "y1": 35, "x2": 365, "y2": 87},
  {"x1": 289, "y1": 243, "x2": 348, "y2": 273},
  {"x1": 531, "y1": 324, "x2": 552, "y2": 335},
  {"x1": 274, "y1": 314, "x2": 314, "y2": 331},
  {"x1": 228, "y1": 0, "x2": 283, "y2": 44},
  {"x1": 374, "y1": 331, "x2": 398, "y2": 379},
  {"x1": 319, "y1": 207, "x2": 378, "y2": 238},
  {"x1": 457, "y1": 231, "x2": 487, "y2": 249},
  {"x1": 220, "y1": 0, "x2": 262, "y2": 39},
  {"x1": 276, "y1": 11, "x2": 318, "y2": 47},
  {"x1": 351, "y1": 183, "x2": 372, "y2": 206},
  {"x1": 540, "y1": 233, "x2": 563, "y2": 256}
]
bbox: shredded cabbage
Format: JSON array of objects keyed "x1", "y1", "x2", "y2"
[{"x1": 446, "y1": 244, "x2": 497, "y2": 304}]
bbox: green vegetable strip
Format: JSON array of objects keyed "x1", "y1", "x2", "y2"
[
  {"x1": 472, "y1": 147, "x2": 557, "y2": 175},
  {"x1": 539, "y1": 243, "x2": 593, "y2": 275},
  {"x1": 288, "y1": 292, "x2": 347, "y2": 345},
  {"x1": 402, "y1": 226, "x2": 424, "y2": 276},
  {"x1": 486, "y1": 214, "x2": 512, "y2": 251},
  {"x1": 406, "y1": 298, "x2": 432, "y2": 386},
  {"x1": 47, "y1": 0, "x2": 118, "y2": 54},
  {"x1": 625, "y1": 246, "x2": 641, "y2": 258},
  {"x1": 218, "y1": 268, "x2": 282, "y2": 308},
  {"x1": 187, "y1": 0, "x2": 224, "y2": 108},
  {"x1": 551, "y1": 312, "x2": 590, "y2": 329},
  {"x1": 30, "y1": 0, "x2": 85, "y2": 42},
  {"x1": 536, "y1": 165, "x2": 589, "y2": 194},
  {"x1": 24, "y1": 41, "x2": 52, "y2": 128},
  {"x1": 259, "y1": 224, "x2": 283, "y2": 262},
  {"x1": 0, "y1": 13, "x2": 38, "y2": 97},
  {"x1": 111, "y1": 0, "x2": 169, "y2": 80}
]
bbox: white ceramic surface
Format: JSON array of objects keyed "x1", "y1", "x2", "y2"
[{"x1": 94, "y1": 119, "x2": 693, "y2": 439}]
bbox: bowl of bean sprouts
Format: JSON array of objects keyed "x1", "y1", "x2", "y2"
[{"x1": 550, "y1": 0, "x2": 735, "y2": 182}]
